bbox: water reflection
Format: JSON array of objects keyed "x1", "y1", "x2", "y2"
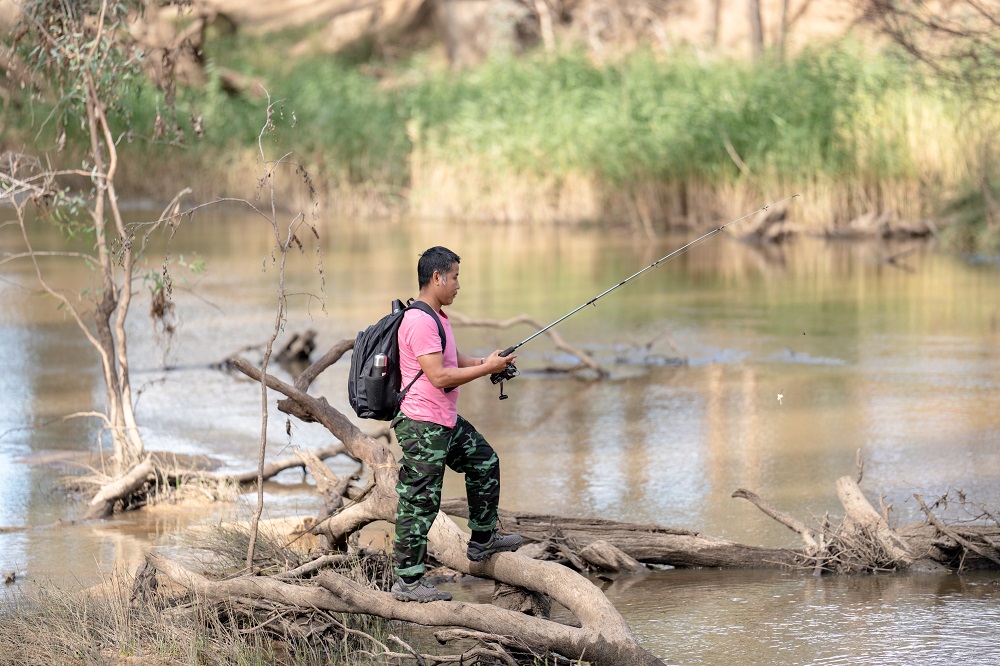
[
  {"x1": 440, "y1": 569, "x2": 1000, "y2": 665},
  {"x1": 2, "y1": 211, "x2": 999, "y2": 661}
]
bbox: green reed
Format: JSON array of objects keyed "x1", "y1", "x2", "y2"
[{"x1": 4, "y1": 28, "x2": 995, "y2": 243}]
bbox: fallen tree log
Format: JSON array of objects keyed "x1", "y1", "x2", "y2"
[
  {"x1": 579, "y1": 540, "x2": 649, "y2": 574},
  {"x1": 85, "y1": 457, "x2": 156, "y2": 520},
  {"x1": 146, "y1": 549, "x2": 658, "y2": 665},
  {"x1": 73, "y1": 442, "x2": 355, "y2": 525},
  {"x1": 443, "y1": 481, "x2": 1000, "y2": 575},
  {"x1": 440, "y1": 498, "x2": 801, "y2": 569},
  {"x1": 274, "y1": 329, "x2": 317, "y2": 364},
  {"x1": 226, "y1": 355, "x2": 665, "y2": 665},
  {"x1": 914, "y1": 494, "x2": 1000, "y2": 568},
  {"x1": 833, "y1": 475, "x2": 914, "y2": 569}
]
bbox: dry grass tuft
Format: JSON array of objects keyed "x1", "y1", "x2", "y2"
[{"x1": 0, "y1": 526, "x2": 400, "y2": 666}]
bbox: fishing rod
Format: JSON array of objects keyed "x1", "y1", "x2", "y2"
[{"x1": 489, "y1": 194, "x2": 801, "y2": 399}]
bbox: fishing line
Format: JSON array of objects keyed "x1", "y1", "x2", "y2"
[{"x1": 489, "y1": 194, "x2": 801, "y2": 399}]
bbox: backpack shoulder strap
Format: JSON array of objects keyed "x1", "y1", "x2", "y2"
[
  {"x1": 407, "y1": 300, "x2": 447, "y2": 352},
  {"x1": 404, "y1": 300, "x2": 455, "y2": 394}
]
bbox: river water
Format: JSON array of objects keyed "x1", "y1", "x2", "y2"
[{"x1": 2, "y1": 208, "x2": 999, "y2": 664}]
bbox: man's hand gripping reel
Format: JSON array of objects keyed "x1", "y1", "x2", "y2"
[{"x1": 490, "y1": 346, "x2": 519, "y2": 400}]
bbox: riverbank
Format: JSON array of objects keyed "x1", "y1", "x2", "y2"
[{"x1": 4, "y1": 30, "x2": 998, "y2": 250}]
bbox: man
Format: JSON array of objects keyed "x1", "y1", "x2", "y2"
[{"x1": 390, "y1": 246, "x2": 524, "y2": 603}]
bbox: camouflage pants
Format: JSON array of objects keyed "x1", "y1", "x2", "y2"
[{"x1": 392, "y1": 414, "x2": 501, "y2": 579}]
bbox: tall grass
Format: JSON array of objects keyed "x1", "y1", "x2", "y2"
[
  {"x1": 4, "y1": 27, "x2": 996, "y2": 242},
  {"x1": 401, "y1": 45, "x2": 991, "y2": 228}
]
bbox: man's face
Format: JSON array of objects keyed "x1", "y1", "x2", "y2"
[{"x1": 435, "y1": 263, "x2": 461, "y2": 305}]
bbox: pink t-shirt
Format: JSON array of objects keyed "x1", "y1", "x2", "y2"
[{"x1": 398, "y1": 306, "x2": 460, "y2": 427}]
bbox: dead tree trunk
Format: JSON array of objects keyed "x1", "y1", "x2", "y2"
[
  {"x1": 85, "y1": 458, "x2": 156, "y2": 520},
  {"x1": 147, "y1": 549, "x2": 660, "y2": 665},
  {"x1": 748, "y1": 0, "x2": 764, "y2": 60}
]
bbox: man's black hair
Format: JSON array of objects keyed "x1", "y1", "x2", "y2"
[{"x1": 417, "y1": 246, "x2": 460, "y2": 289}]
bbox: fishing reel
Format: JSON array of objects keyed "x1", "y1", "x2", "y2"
[{"x1": 490, "y1": 347, "x2": 519, "y2": 400}]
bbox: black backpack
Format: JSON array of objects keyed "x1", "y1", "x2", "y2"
[{"x1": 348, "y1": 299, "x2": 446, "y2": 420}]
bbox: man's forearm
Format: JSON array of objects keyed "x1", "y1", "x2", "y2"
[
  {"x1": 432, "y1": 364, "x2": 492, "y2": 388},
  {"x1": 457, "y1": 352, "x2": 486, "y2": 369},
  {"x1": 420, "y1": 353, "x2": 491, "y2": 389}
]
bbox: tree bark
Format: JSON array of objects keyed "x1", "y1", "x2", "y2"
[
  {"x1": 83, "y1": 69, "x2": 146, "y2": 476},
  {"x1": 748, "y1": 0, "x2": 764, "y2": 60},
  {"x1": 441, "y1": 498, "x2": 801, "y2": 568},
  {"x1": 579, "y1": 540, "x2": 649, "y2": 574},
  {"x1": 712, "y1": 0, "x2": 723, "y2": 47},
  {"x1": 534, "y1": 0, "x2": 555, "y2": 52},
  {"x1": 147, "y1": 550, "x2": 662, "y2": 665},
  {"x1": 835, "y1": 475, "x2": 913, "y2": 566},
  {"x1": 778, "y1": 0, "x2": 790, "y2": 58}
]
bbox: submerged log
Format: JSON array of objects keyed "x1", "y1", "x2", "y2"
[
  {"x1": 442, "y1": 483, "x2": 1000, "y2": 575},
  {"x1": 440, "y1": 498, "x2": 801, "y2": 569},
  {"x1": 274, "y1": 329, "x2": 317, "y2": 364}
]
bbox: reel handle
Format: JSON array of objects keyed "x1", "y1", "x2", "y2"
[
  {"x1": 490, "y1": 345, "x2": 519, "y2": 399},
  {"x1": 490, "y1": 346, "x2": 519, "y2": 385}
]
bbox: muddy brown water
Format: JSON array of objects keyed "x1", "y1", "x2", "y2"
[{"x1": 2, "y1": 209, "x2": 999, "y2": 664}]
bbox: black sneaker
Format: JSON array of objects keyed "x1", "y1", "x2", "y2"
[
  {"x1": 390, "y1": 577, "x2": 452, "y2": 602},
  {"x1": 466, "y1": 531, "x2": 525, "y2": 562}
]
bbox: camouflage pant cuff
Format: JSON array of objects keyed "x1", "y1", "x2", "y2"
[
  {"x1": 466, "y1": 519, "x2": 497, "y2": 532},
  {"x1": 395, "y1": 564, "x2": 425, "y2": 579}
]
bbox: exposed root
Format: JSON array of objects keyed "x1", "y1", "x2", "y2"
[{"x1": 133, "y1": 527, "x2": 538, "y2": 666}]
